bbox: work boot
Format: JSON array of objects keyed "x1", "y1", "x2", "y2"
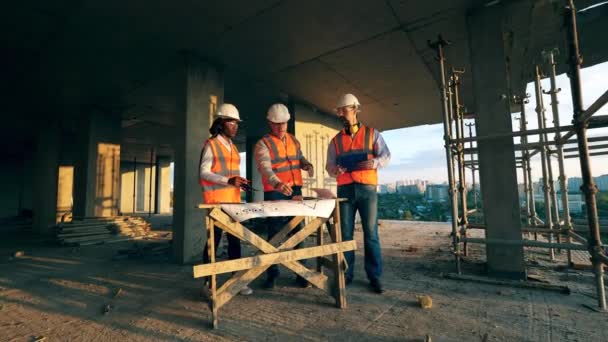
[
  {"x1": 239, "y1": 286, "x2": 253, "y2": 295},
  {"x1": 369, "y1": 279, "x2": 384, "y2": 294}
]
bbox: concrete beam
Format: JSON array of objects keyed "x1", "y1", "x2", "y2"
[
  {"x1": 172, "y1": 55, "x2": 223, "y2": 264},
  {"x1": 468, "y1": 3, "x2": 526, "y2": 279}
]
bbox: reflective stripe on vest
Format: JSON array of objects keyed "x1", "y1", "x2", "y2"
[
  {"x1": 261, "y1": 133, "x2": 303, "y2": 191},
  {"x1": 333, "y1": 125, "x2": 378, "y2": 186},
  {"x1": 200, "y1": 137, "x2": 241, "y2": 204}
]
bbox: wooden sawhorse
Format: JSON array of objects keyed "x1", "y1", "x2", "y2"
[{"x1": 193, "y1": 199, "x2": 356, "y2": 328}]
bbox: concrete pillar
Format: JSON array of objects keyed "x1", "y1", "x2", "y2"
[
  {"x1": 32, "y1": 122, "x2": 59, "y2": 235},
  {"x1": 158, "y1": 157, "x2": 172, "y2": 213},
  {"x1": 292, "y1": 103, "x2": 341, "y2": 198},
  {"x1": 468, "y1": 4, "x2": 526, "y2": 278},
  {"x1": 173, "y1": 56, "x2": 223, "y2": 264},
  {"x1": 56, "y1": 165, "x2": 74, "y2": 222},
  {"x1": 73, "y1": 110, "x2": 121, "y2": 218},
  {"x1": 245, "y1": 136, "x2": 264, "y2": 202}
]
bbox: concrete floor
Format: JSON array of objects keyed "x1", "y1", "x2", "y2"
[{"x1": 0, "y1": 221, "x2": 605, "y2": 341}]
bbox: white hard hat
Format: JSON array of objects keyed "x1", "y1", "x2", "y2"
[
  {"x1": 266, "y1": 103, "x2": 291, "y2": 123},
  {"x1": 336, "y1": 93, "x2": 361, "y2": 110},
  {"x1": 215, "y1": 103, "x2": 241, "y2": 121}
]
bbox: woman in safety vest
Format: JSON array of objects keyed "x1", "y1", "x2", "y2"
[{"x1": 200, "y1": 103, "x2": 252, "y2": 296}]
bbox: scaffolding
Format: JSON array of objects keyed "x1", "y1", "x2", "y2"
[{"x1": 429, "y1": 0, "x2": 608, "y2": 311}]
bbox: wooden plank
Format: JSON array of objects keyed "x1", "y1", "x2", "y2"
[
  {"x1": 318, "y1": 256, "x2": 335, "y2": 269},
  {"x1": 215, "y1": 264, "x2": 329, "y2": 310},
  {"x1": 209, "y1": 210, "x2": 327, "y2": 287},
  {"x1": 331, "y1": 203, "x2": 347, "y2": 309},
  {"x1": 317, "y1": 222, "x2": 325, "y2": 273},
  {"x1": 206, "y1": 215, "x2": 218, "y2": 329},
  {"x1": 209, "y1": 208, "x2": 276, "y2": 253},
  {"x1": 215, "y1": 267, "x2": 268, "y2": 310},
  {"x1": 267, "y1": 216, "x2": 305, "y2": 246},
  {"x1": 280, "y1": 218, "x2": 327, "y2": 250},
  {"x1": 193, "y1": 241, "x2": 356, "y2": 278}
]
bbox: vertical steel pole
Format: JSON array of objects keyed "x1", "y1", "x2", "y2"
[
  {"x1": 519, "y1": 96, "x2": 537, "y2": 238},
  {"x1": 565, "y1": 0, "x2": 606, "y2": 310},
  {"x1": 518, "y1": 114, "x2": 531, "y2": 227},
  {"x1": 534, "y1": 65, "x2": 555, "y2": 260},
  {"x1": 545, "y1": 50, "x2": 574, "y2": 264},
  {"x1": 466, "y1": 123, "x2": 478, "y2": 211},
  {"x1": 452, "y1": 70, "x2": 469, "y2": 256},
  {"x1": 543, "y1": 119, "x2": 562, "y2": 249},
  {"x1": 429, "y1": 35, "x2": 461, "y2": 274}
]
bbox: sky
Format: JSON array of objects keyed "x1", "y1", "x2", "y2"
[{"x1": 378, "y1": 60, "x2": 608, "y2": 185}]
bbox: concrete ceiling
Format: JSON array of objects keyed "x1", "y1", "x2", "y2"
[{"x1": 1, "y1": 0, "x2": 607, "y2": 146}]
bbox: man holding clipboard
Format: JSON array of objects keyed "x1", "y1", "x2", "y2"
[{"x1": 325, "y1": 94, "x2": 391, "y2": 294}]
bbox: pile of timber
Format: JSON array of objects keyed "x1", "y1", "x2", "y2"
[{"x1": 53, "y1": 216, "x2": 152, "y2": 246}]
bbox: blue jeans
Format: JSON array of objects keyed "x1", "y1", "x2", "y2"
[
  {"x1": 338, "y1": 183, "x2": 382, "y2": 281},
  {"x1": 264, "y1": 187, "x2": 304, "y2": 279}
]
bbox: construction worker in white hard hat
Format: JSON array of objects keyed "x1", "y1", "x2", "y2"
[
  {"x1": 254, "y1": 103, "x2": 314, "y2": 289},
  {"x1": 200, "y1": 103, "x2": 253, "y2": 296},
  {"x1": 326, "y1": 93, "x2": 391, "y2": 294}
]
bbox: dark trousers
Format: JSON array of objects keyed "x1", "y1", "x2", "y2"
[
  {"x1": 264, "y1": 187, "x2": 305, "y2": 280},
  {"x1": 203, "y1": 227, "x2": 241, "y2": 264}
]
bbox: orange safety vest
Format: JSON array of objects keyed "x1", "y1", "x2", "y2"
[
  {"x1": 260, "y1": 133, "x2": 303, "y2": 192},
  {"x1": 332, "y1": 125, "x2": 378, "y2": 186},
  {"x1": 200, "y1": 136, "x2": 241, "y2": 204}
]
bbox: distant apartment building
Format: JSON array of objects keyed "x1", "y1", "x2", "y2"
[
  {"x1": 568, "y1": 177, "x2": 583, "y2": 193},
  {"x1": 567, "y1": 193, "x2": 584, "y2": 214},
  {"x1": 567, "y1": 175, "x2": 608, "y2": 193},
  {"x1": 596, "y1": 174, "x2": 608, "y2": 191},
  {"x1": 426, "y1": 184, "x2": 449, "y2": 202},
  {"x1": 399, "y1": 184, "x2": 425, "y2": 195}
]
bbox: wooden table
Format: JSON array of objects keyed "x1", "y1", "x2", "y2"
[{"x1": 193, "y1": 199, "x2": 356, "y2": 328}]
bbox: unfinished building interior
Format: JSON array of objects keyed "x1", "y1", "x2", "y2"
[{"x1": 1, "y1": 0, "x2": 608, "y2": 339}]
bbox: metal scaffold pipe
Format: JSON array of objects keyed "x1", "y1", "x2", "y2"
[
  {"x1": 451, "y1": 69, "x2": 469, "y2": 256},
  {"x1": 534, "y1": 64, "x2": 556, "y2": 259},
  {"x1": 565, "y1": 0, "x2": 606, "y2": 311},
  {"x1": 429, "y1": 35, "x2": 461, "y2": 274},
  {"x1": 544, "y1": 49, "x2": 574, "y2": 264}
]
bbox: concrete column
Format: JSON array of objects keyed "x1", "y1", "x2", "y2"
[
  {"x1": 32, "y1": 122, "x2": 59, "y2": 235},
  {"x1": 468, "y1": 4, "x2": 526, "y2": 278},
  {"x1": 73, "y1": 110, "x2": 121, "y2": 218},
  {"x1": 158, "y1": 158, "x2": 172, "y2": 213},
  {"x1": 173, "y1": 56, "x2": 223, "y2": 264},
  {"x1": 245, "y1": 136, "x2": 264, "y2": 202},
  {"x1": 154, "y1": 156, "x2": 161, "y2": 214}
]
